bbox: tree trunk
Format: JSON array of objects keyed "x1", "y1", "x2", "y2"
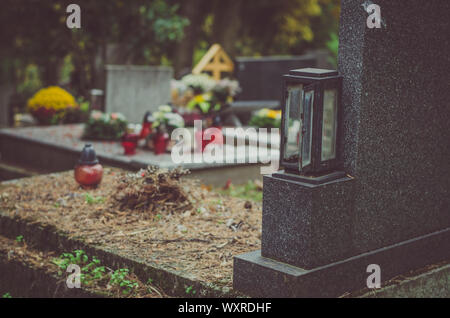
[
  {"x1": 91, "y1": 40, "x2": 107, "y2": 92},
  {"x1": 211, "y1": 0, "x2": 243, "y2": 58},
  {"x1": 40, "y1": 57, "x2": 63, "y2": 87},
  {"x1": 172, "y1": 0, "x2": 208, "y2": 78},
  {"x1": 0, "y1": 82, "x2": 14, "y2": 127}
]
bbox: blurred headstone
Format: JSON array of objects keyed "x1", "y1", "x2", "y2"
[
  {"x1": 231, "y1": 51, "x2": 330, "y2": 124},
  {"x1": 234, "y1": 51, "x2": 330, "y2": 102},
  {"x1": 105, "y1": 65, "x2": 173, "y2": 123}
]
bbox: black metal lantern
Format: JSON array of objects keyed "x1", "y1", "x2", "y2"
[{"x1": 278, "y1": 68, "x2": 343, "y2": 180}]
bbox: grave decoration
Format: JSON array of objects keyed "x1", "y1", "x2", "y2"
[
  {"x1": 171, "y1": 74, "x2": 213, "y2": 126},
  {"x1": 171, "y1": 74, "x2": 240, "y2": 127},
  {"x1": 195, "y1": 115, "x2": 223, "y2": 153},
  {"x1": 82, "y1": 110, "x2": 127, "y2": 141},
  {"x1": 152, "y1": 126, "x2": 169, "y2": 155},
  {"x1": 170, "y1": 79, "x2": 194, "y2": 107},
  {"x1": 121, "y1": 132, "x2": 140, "y2": 155},
  {"x1": 151, "y1": 105, "x2": 185, "y2": 132},
  {"x1": 277, "y1": 68, "x2": 343, "y2": 180},
  {"x1": 180, "y1": 73, "x2": 216, "y2": 95},
  {"x1": 210, "y1": 78, "x2": 241, "y2": 108},
  {"x1": 74, "y1": 144, "x2": 103, "y2": 188},
  {"x1": 139, "y1": 111, "x2": 153, "y2": 140},
  {"x1": 185, "y1": 76, "x2": 240, "y2": 117},
  {"x1": 191, "y1": 43, "x2": 234, "y2": 81},
  {"x1": 27, "y1": 86, "x2": 88, "y2": 125},
  {"x1": 249, "y1": 108, "x2": 282, "y2": 128},
  {"x1": 144, "y1": 105, "x2": 184, "y2": 154}
]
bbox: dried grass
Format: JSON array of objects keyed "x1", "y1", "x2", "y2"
[{"x1": 0, "y1": 167, "x2": 262, "y2": 288}]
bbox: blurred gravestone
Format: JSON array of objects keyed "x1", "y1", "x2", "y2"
[
  {"x1": 234, "y1": 50, "x2": 330, "y2": 102},
  {"x1": 105, "y1": 65, "x2": 173, "y2": 123},
  {"x1": 231, "y1": 51, "x2": 330, "y2": 124}
]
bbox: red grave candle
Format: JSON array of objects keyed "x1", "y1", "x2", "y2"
[{"x1": 74, "y1": 144, "x2": 103, "y2": 187}]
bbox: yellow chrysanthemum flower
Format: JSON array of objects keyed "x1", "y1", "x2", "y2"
[{"x1": 27, "y1": 86, "x2": 76, "y2": 113}]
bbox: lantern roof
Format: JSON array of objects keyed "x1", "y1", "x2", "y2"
[{"x1": 289, "y1": 68, "x2": 338, "y2": 78}]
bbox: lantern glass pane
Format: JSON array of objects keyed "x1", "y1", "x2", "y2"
[
  {"x1": 321, "y1": 89, "x2": 338, "y2": 161},
  {"x1": 302, "y1": 90, "x2": 314, "y2": 167},
  {"x1": 284, "y1": 85, "x2": 303, "y2": 164}
]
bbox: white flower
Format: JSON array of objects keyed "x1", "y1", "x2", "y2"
[
  {"x1": 214, "y1": 78, "x2": 241, "y2": 96},
  {"x1": 171, "y1": 79, "x2": 188, "y2": 94},
  {"x1": 164, "y1": 112, "x2": 184, "y2": 128},
  {"x1": 158, "y1": 105, "x2": 172, "y2": 113},
  {"x1": 181, "y1": 74, "x2": 216, "y2": 92},
  {"x1": 153, "y1": 110, "x2": 165, "y2": 121},
  {"x1": 257, "y1": 108, "x2": 269, "y2": 117}
]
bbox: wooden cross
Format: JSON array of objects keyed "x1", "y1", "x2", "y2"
[{"x1": 192, "y1": 44, "x2": 234, "y2": 81}]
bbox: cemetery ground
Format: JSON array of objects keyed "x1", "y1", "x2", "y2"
[
  {"x1": 1, "y1": 1, "x2": 449, "y2": 300},
  {"x1": 0, "y1": 167, "x2": 261, "y2": 298},
  {"x1": 0, "y1": 167, "x2": 448, "y2": 298}
]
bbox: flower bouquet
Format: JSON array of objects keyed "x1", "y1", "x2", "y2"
[
  {"x1": 151, "y1": 105, "x2": 185, "y2": 133},
  {"x1": 83, "y1": 111, "x2": 128, "y2": 141},
  {"x1": 171, "y1": 74, "x2": 241, "y2": 126},
  {"x1": 249, "y1": 108, "x2": 282, "y2": 128},
  {"x1": 145, "y1": 105, "x2": 185, "y2": 154},
  {"x1": 27, "y1": 86, "x2": 79, "y2": 125},
  {"x1": 180, "y1": 73, "x2": 216, "y2": 95}
]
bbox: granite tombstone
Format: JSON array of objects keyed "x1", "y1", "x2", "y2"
[{"x1": 233, "y1": 0, "x2": 450, "y2": 297}]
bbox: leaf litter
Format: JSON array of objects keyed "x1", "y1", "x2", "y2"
[{"x1": 0, "y1": 167, "x2": 262, "y2": 288}]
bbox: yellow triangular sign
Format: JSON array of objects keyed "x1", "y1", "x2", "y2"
[{"x1": 192, "y1": 44, "x2": 234, "y2": 81}]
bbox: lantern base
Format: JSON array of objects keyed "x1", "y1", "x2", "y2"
[
  {"x1": 260, "y1": 173, "x2": 355, "y2": 269},
  {"x1": 273, "y1": 170, "x2": 347, "y2": 186}
]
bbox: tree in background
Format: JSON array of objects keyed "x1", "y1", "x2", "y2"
[
  {"x1": 0, "y1": 0, "x2": 340, "y2": 110},
  {"x1": 64, "y1": 0, "x2": 189, "y2": 96},
  {"x1": 171, "y1": 0, "x2": 341, "y2": 77},
  {"x1": 0, "y1": 0, "x2": 188, "y2": 99}
]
